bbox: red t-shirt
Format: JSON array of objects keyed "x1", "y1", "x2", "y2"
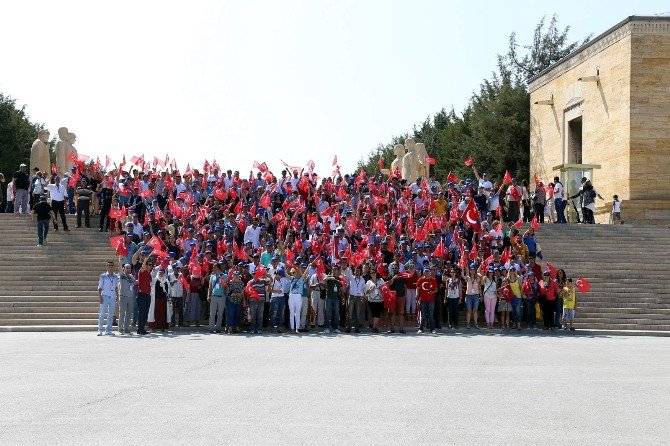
[
  {"x1": 138, "y1": 270, "x2": 152, "y2": 294},
  {"x1": 416, "y1": 277, "x2": 438, "y2": 302},
  {"x1": 540, "y1": 280, "x2": 560, "y2": 301}
]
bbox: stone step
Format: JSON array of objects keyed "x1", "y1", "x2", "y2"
[
  {"x1": 0, "y1": 318, "x2": 98, "y2": 326},
  {"x1": 0, "y1": 325, "x2": 99, "y2": 332},
  {"x1": 0, "y1": 306, "x2": 99, "y2": 313},
  {"x1": 0, "y1": 301, "x2": 99, "y2": 308},
  {"x1": 0, "y1": 312, "x2": 98, "y2": 319},
  {"x1": 0, "y1": 295, "x2": 98, "y2": 301}
]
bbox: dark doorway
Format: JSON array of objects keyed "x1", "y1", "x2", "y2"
[{"x1": 567, "y1": 116, "x2": 583, "y2": 164}]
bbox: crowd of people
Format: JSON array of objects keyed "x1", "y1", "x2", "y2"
[{"x1": 4, "y1": 157, "x2": 590, "y2": 336}]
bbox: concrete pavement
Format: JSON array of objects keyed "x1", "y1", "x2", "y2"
[{"x1": 0, "y1": 332, "x2": 668, "y2": 445}]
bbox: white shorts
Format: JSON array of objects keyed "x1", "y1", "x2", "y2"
[{"x1": 405, "y1": 288, "x2": 417, "y2": 313}]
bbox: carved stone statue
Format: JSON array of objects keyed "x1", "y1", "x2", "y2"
[
  {"x1": 30, "y1": 129, "x2": 51, "y2": 174},
  {"x1": 54, "y1": 127, "x2": 78, "y2": 175},
  {"x1": 414, "y1": 143, "x2": 429, "y2": 180},
  {"x1": 390, "y1": 144, "x2": 405, "y2": 174},
  {"x1": 401, "y1": 138, "x2": 420, "y2": 183}
]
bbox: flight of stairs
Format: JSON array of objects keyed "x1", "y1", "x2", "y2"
[
  {"x1": 1, "y1": 213, "x2": 669, "y2": 333},
  {"x1": 0, "y1": 213, "x2": 110, "y2": 331},
  {"x1": 533, "y1": 223, "x2": 670, "y2": 332}
]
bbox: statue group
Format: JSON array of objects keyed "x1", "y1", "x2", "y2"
[
  {"x1": 391, "y1": 138, "x2": 429, "y2": 183},
  {"x1": 30, "y1": 127, "x2": 78, "y2": 175}
]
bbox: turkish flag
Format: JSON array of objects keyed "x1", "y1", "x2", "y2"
[
  {"x1": 425, "y1": 156, "x2": 436, "y2": 165},
  {"x1": 503, "y1": 170, "x2": 512, "y2": 185},
  {"x1": 109, "y1": 234, "x2": 125, "y2": 249},
  {"x1": 432, "y1": 240, "x2": 446, "y2": 258},
  {"x1": 260, "y1": 194, "x2": 271, "y2": 208},
  {"x1": 108, "y1": 208, "x2": 122, "y2": 220},
  {"x1": 464, "y1": 156, "x2": 473, "y2": 167},
  {"x1": 245, "y1": 282, "x2": 261, "y2": 300},
  {"x1": 531, "y1": 215, "x2": 540, "y2": 230},
  {"x1": 146, "y1": 236, "x2": 164, "y2": 251},
  {"x1": 51, "y1": 163, "x2": 57, "y2": 174},
  {"x1": 514, "y1": 215, "x2": 523, "y2": 228},
  {"x1": 115, "y1": 239, "x2": 128, "y2": 257},
  {"x1": 332, "y1": 155, "x2": 338, "y2": 166},
  {"x1": 378, "y1": 157, "x2": 384, "y2": 170},
  {"x1": 379, "y1": 282, "x2": 397, "y2": 310},
  {"x1": 500, "y1": 247, "x2": 511, "y2": 265},
  {"x1": 213, "y1": 188, "x2": 227, "y2": 201},
  {"x1": 462, "y1": 200, "x2": 481, "y2": 233},
  {"x1": 253, "y1": 265, "x2": 266, "y2": 280},
  {"x1": 545, "y1": 262, "x2": 558, "y2": 279},
  {"x1": 140, "y1": 189, "x2": 153, "y2": 199},
  {"x1": 575, "y1": 276, "x2": 591, "y2": 294},
  {"x1": 447, "y1": 171, "x2": 458, "y2": 183}
]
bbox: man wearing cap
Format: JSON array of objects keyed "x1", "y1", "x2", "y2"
[
  {"x1": 45, "y1": 174, "x2": 70, "y2": 231},
  {"x1": 30, "y1": 195, "x2": 52, "y2": 246},
  {"x1": 12, "y1": 163, "x2": 30, "y2": 214},
  {"x1": 207, "y1": 263, "x2": 227, "y2": 333},
  {"x1": 168, "y1": 262, "x2": 186, "y2": 327},
  {"x1": 74, "y1": 177, "x2": 93, "y2": 228},
  {"x1": 98, "y1": 260, "x2": 120, "y2": 336}
]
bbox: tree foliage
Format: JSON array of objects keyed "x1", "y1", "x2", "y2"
[
  {"x1": 358, "y1": 15, "x2": 587, "y2": 184},
  {"x1": 0, "y1": 93, "x2": 47, "y2": 180}
]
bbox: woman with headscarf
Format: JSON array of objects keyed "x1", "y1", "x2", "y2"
[{"x1": 148, "y1": 267, "x2": 170, "y2": 332}]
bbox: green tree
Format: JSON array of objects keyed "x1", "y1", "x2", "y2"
[
  {"x1": 358, "y1": 15, "x2": 587, "y2": 185},
  {"x1": 0, "y1": 93, "x2": 47, "y2": 181}
]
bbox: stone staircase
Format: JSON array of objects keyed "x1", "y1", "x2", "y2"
[
  {"x1": 532, "y1": 223, "x2": 670, "y2": 332},
  {"x1": 1, "y1": 212, "x2": 669, "y2": 333},
  {"x1": 0, "y1": 213, "x2": 109, "y2": 331}
]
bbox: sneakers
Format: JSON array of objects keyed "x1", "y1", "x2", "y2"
[
  {"x1": 430, "y1": 329, "x2": 436, "y2": 334},
  {"x1": 105, "y1": 332, "x2": 115, "y2": 336},
  {"x1": 334, "y1": 329, "x2": 341, "y2": 334},
  {"x1": 570, "y1": 327, "x2": 575, "y2": 331},
  {"x1": 345, "y1": 327, "x2": 351, "y2": 333},
  {"x1": 97, "y1": 331, "x2": 103, "y2": 336},
  {"x1": 354, "y1": 328, "x2": 360, "y2": 334},
  {"x1": 399, "y1": 329, "x2": 406, "y2": 334},
  {"x1": 324, "y1": 329, "x2": 331, "y2": 334},
  {"x1": 418, "y1": 329, "x2": 424, "y2": 334}
]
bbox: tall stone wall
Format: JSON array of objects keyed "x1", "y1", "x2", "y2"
[{"x1": 629, "y1": 23, "x2": 670, "y2": 202}]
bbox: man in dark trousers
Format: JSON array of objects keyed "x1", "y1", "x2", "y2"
[
  {"x1": 31, "y1": 195, "x2": 52, "y2": 246},
  {"x1": 75, "y1": 177, "x2": 93, "y2": 228},
  {"x1": 45, "y1": 175, "x2": 70, "y2": 231},
  {"x1": 12, "y1": 163, "x2": 30, "y2": 214}
]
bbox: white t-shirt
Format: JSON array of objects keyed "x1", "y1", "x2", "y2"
[
  {"x1": 613, "y1": 200, "x2": 621, "y2": 213},
  {"x1": 553, "y1": 182, "x2": 565, "y2": 200}
]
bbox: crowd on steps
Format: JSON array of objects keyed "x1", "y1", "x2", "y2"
[{"x1": 1, "y1": 158, "x2": 596, "y2": 336}]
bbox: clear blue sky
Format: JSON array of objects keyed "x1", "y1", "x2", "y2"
[{"x1": 1, "y1": 0, "x2": 666, "y2": 174}]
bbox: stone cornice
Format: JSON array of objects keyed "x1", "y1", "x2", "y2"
[{"x1": 528, "y1": 16, "x2": 670, "y2": 92}]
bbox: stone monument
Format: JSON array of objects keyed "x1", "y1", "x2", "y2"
[
  {"x1": 401, "y1": 138, "x2": 420, "y2": 183},
  {"x1": 414, "y1": 142, "x2": 429, "y2": 180},
  {"x1": 390, "y1": 144, "x2": 405, "y2": 174},
  {"x1": 30, "y1": 129, "x2": 51, "y2": 174},
  {"x1": 54, "y1": 127, "x2": 78, "y2": 175}
]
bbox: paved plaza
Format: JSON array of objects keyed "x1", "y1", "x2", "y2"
[{"x1": 1, "y1": 332, "x2": 668, "y2": 445}]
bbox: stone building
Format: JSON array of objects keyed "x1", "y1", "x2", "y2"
[{"x1": 529, "y1": 15, "x2": 670, "y2": 224}]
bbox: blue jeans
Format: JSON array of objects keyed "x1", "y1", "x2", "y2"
[
  {"x1": 67, "y1": 188, "x2": 75, "y2": 214},
  {"x1": 37, "y1": 219, "x2": 50, "y2": 245},
  {"x1": 226, "y1": 300, "x2": 242, "y2": 328},
  {"x1": 136, "y1": 292, "x2": 150, "y2": 333},
  {"x1": 525, "y1": 298, "x2": 537, "y2": 328},
  {"x1": 98, "y1": 294, "x2": 116, "y2": 333},
  {"x1": 511, "y1": 298, "x2": 522, "y2": 323},
  {"x1": 555, "y1": 198, "x2": 567, "y2": 223},
  {"x1": 270, "y1": 295, "x2": 285, "y2": 327},
  {"x1": 420, "y1": 301, "x2": 435, "y2": 331},
  {"x1": 465, "y1": 294, "x2": 479, "y2": 310},
  {"x1": 324, "y1": 298, "x2": 340, "y2": 331},
  {"x1": 555, "y1": 298, "x2": 564, "y2": 327}
]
